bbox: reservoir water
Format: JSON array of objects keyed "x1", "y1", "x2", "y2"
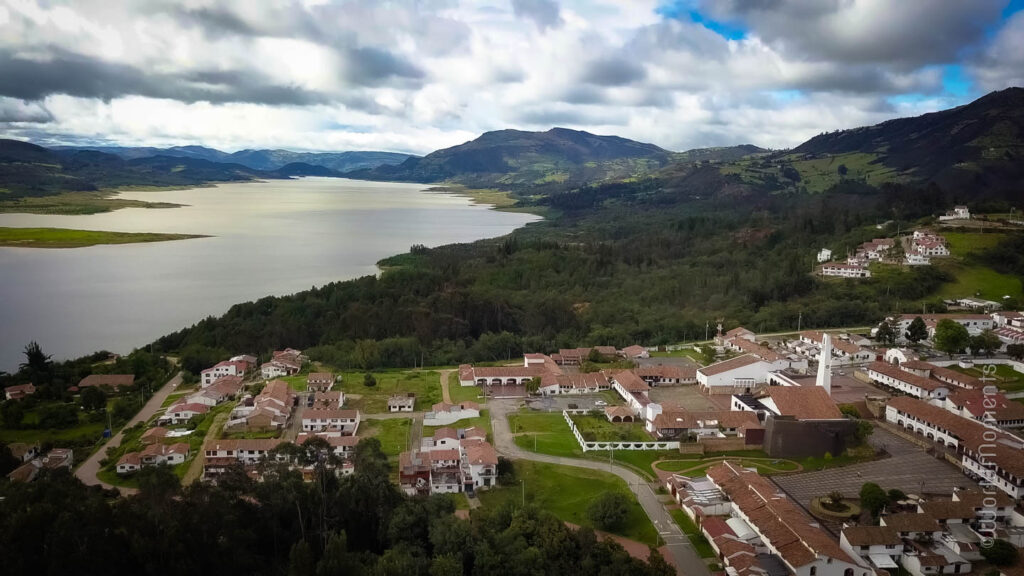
[{"x1": 0, "y1": 177, "x2": 539, "y2": 371}]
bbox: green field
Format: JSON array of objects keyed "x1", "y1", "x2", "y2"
[
  {"x1": 361, "y1": 418, "x2": 413, "y2": 462},
  {"x1": 655, "y1": 457, "x2": 799, "y2": 476},
  {"x1": 573, "y1": 415, "x2": 650, "y2": 442},
  {"x1": 932, "y1": 232, "x2": 1023, "y2": 301},
  {"x1": 279, "y1": 374, "x2": 309, "y2": 391},
  {"x1": 0, "y1": 227, "x2": 205, "y2": 248},
  {"x1": 477, "y1": 460, "x2": 659, "y2": 546},
  {"x1": 950, "y1": 364, "x2": 1024, "y2": 392},
  {"x1": 447, "y1": 372, "x2": 484, "y2": 403},
  {"x1": 336, "y1": 370, "x2": 441, "y2": 413}
]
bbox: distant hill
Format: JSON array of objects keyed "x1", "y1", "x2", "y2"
[
  {"x1": 673, "y1": 144, "x2": 768, "y2": 164},
  {"x1": 0, "y1": 140, "x2": 297, "y2": 199},
  {"x1": 789, "y1": 87, "x2": 1024, "y2": 192},
  {"x1": 348, "y1": 127, "x2": 673, "y2": 188},
  {"x1": 56, "y1": 144, "x2": 415, "y2": 172}
]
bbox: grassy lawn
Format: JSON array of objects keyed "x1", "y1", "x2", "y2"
[
  {"x1": 656, "y1": 457, "x2": 800, "y2": 476},
  {"x1": 452, "y1": 493, "x2": 471, "y2": 510},
  {"x1": 650, "y1": 349, "x2": 704, "y2": 363},
  {"x1": 423, "y1": 410, "x2": 492, "y2": 439},
  {"x1": 573, "y1": 415, "x2": 650, "y2": 442},
  {"x1": 361, "y1": 418, "x2": 413, "y2": 461},
  {"x1": 798, "y1": 443, "x2": 877, "y2": 471},
  {"x1": 160, "y1": 392, "x2": 189, "y2": 408},
  {"x1": 337, "y1": 370, "x2": 441, "y2": 413},
  {"x1": 943, "y1": 232, "x2": 1006, "y2": 256},
  {"x1": 280, "y1": 374, "x2": 309, "y2": 391},
  {"x1": 669, "y1": 509, "x2": 717, "y2": 558},
  {"x1": 0, "y1": 226, "x2": 204, "y2": 248},
  {"x1": 950, "y1": 364, "x2": 1024, "y2": 392},
  {"x1": 932, "y1": 232, "x2": 1023, "y2": 301},
  {"x1": 478, "y1": 460, "x2": 659, "y2": 546},
  {"x1": 448, "y1": 372, "x2": 483, "y2": 403}
]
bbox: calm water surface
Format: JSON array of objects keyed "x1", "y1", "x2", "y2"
[{"x1": 0, "y1": 178, "x2": 539, "y2": 371}]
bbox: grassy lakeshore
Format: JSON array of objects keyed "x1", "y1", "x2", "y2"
[
  {"x1": 0, "y1": 227, "x2": 207, "y2": 248},
  {"x1": 0, "y1": 189, "x2": 189, "y2": 215},
  {"x1": 426, "y1": 184, "x2": 552, "y2": 217}
]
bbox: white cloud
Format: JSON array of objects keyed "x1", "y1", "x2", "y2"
[{"x1": 0, "y1": 0, "x2": 1020, "y2": 154}]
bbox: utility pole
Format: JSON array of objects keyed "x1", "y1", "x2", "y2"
[
  {"x1": 798, "y1": 311, "x2": 802, "y2": 332},
  {"x1": 522, "y1": 480, "x2": 525, "y2": 507},
  {"x1": 705, "y1": 321, "x2": 709, "y2": 341}
]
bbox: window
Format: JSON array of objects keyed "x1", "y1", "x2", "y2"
[
  {"x1": 844, "y1": 569, "x2": 854, "y2": 576},
  {"x1": 810, "y1": 568, "x2": 817, "y2": 576}
]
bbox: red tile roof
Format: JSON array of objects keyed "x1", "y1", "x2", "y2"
[
  {"x1": 78, "y1": 374, "x2": 134, "y2": 388},
  {"x1": 764, "y1": 387, "x2": 843, "y2": 420}
]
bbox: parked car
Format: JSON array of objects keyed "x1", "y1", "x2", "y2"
[{"x1": 594, "y1": 400, "x2": 607, "y2": 407}]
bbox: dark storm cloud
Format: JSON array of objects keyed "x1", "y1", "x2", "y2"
[
  {"x1": 511, "y1": 0, "x2": 563, "y2": 31},
  {"x1": 0, "y1": 100, "x2": 53, "y2": 123},
  {"x1": 581, "y1": 57, "x2": 646, "y2": 86},
  {"x1": 515, "y1": 106, "x2": 619, "y2": 126},
  {"x1": 0, "y1": 49, "x2": 332, "y2": 106},
  {"x1": 342, "y1": 46, "x2": 425, "y2": 86},
  {"x1": 699, "y1": 0, "x2": 1005, "y2": 68}
]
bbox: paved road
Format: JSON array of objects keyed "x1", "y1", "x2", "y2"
[
  {"x1": 75, "y1": 370, "x2": 183, "y2": 495},
  {"x1": 488, "y1": 399, "x2": 708, "y2": 576}
]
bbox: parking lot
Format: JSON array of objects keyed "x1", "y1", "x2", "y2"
[
  {"x1": 773, "y1": 428, "x2": 971, "y2": 507},
  {"x1": 525, "y1": 394, "x2": 610, "y2": 412},
  {"x1": 649, "y1": 384, "x2": 731, "y2": 411}
]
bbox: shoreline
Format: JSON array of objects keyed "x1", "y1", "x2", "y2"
[{"x1": 0, "y1": 227, "x2": 210, "y2": 249}]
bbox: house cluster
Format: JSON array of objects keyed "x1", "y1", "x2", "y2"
[
  {"x1": 838, "y1": 488, "x2": 1022, "y2": 576},
  {"x1": 550, "y1": 345, "x2": 649, "y2": 365},
  {"x1": 227, "y1": 379, "x2": 297, "y2": 432},
  {"x1": 885, "y1": 395, "x2": 1024, "y2": 499},
  {"x1": 668, "y1": 461, "x2": 871, "y2": 576},
  {"x1": 788, "y1": 331, "x2": 875, "y2": 364},
  {"x1": 6, "y1": 446, "x2": 73, "y2": 483},
  {"x1": 260, "y1": 348, "x2": 306, "y2": 379},
  {"x1": 200, "y1": 356, "x2": 253, "y2": 386},
  {"x1": 820, "y1": 262, "x2": 872, "y2": 279},
  {"x1": 116, "y1": 441, "x2": 190, "y2": 475},
  {"x1": 3, "y1": 382, "x2": 36, "y2": 401},
  {"x1": 159, "y1": 375, "x2": 247, "y2": 426},
  {"x1": 907, "y1": 230, "x2": 951, "y2": 265},
  {"x1": 204, "y1": 432, "x2": 358, "y2": 481},
  {"x1": 399, "y1": 426, "x2": 497, "y2": 495},
  {"x1": 884, "y1": 311, "x2": 1024, "y2": 349}
]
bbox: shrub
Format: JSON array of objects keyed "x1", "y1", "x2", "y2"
[{"x1": 587, "y1": 492, "x2": 629, "y2": 531}]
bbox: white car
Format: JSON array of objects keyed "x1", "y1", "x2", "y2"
[{"x1": 594, "y1": 400, "x2": 607, "y2": 407}]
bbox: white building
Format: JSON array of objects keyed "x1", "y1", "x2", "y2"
[
  {"x1": 817, "y1": 248, "x2": 833, "y2": 263},
  {"x1": 423, "y1": 401, "x2": 481, "y2": 426},
  {"x1": 866, "y1": 362, "x2": 951, "y2": 400},
  {"x1": 201, "y1": 360, "x2": 247, "y2": 387},
  {"x1": 821, "y1": 263, "x2": 871, "y2": 278},
  {"x1": 696, "y1": 354, "x2": 772, "y2": 395},
  {"x1": 839, "y1": 526, "x2": 903, "y2": 571},
  {"x1": 300, "y1": 409, "x2": 360, "y2": 435}
]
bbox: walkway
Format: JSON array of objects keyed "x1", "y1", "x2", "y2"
[
  {"x1": 75, "y1": 370, "x2": 183, "y2": 495},
  {"x1": 181, "y1": 409, "x2": 229, "y2": 485},
  {"x1": 439, "y1": 369, "x2": 454, "y2": 404},
  {"x1": 488, "y1": 399, "x2": 709, "y2": 576}
]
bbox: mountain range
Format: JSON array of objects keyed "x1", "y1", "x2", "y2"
[
  {"x1": 3, "y1": 87, "x2": 1022, "y2": 202},
  {"x1": 53, "y1": 145, "x2": 416, "y2": 173}
]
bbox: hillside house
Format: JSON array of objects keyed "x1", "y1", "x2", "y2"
[
  {"x1": 307, "y1": 372, "x2": 334, "y2": 392},
  {"x1": 821, "y1": 263, "x2": 871, "y2": 278},
  {"x1": 203, "y1": 439, "x2": 283, "y2": 478},
  {"x1": 300, "y1": 409, "x2": 360, "y2": 435},
  {"x1": 4, "y1": 383, "x2": 36, "y2": 401},
  {"x1": 78, "y1": 374, "x2": 134, "y2": 390},
  {"x1": 201, "y1": 360, "x2": 247, "y2": 386}
]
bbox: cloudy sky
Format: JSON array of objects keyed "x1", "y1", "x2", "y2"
[{"x1": 1, "y1": 0, "x2": 1023, "y2": 155}]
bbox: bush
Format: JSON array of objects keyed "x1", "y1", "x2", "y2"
[
  {"x1": 860, "y1": 482, "x2": 889, "y2": 517},
  {"x1": 363, "y1": 373, "x2": 377, "y2": 388},
  {"x1": 38, "y1": 403, "x2": 80, "y2": 429},
  {"x1": 587, "y1": 492, "x2": 629, "y2": 531},
  {"x1": 980, "y1": 539, "x2": 1018, "y2": 566}
]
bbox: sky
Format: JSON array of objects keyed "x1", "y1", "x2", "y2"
[{"x1": 0, "y1": 0, "x2": 1023, "y2": 155}]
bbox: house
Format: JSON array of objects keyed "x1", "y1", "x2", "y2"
[
  {"x1": 609, "y1": 370, "x2": 651, "y2": 414},
  {"x1": 821, "y1": 263, "x2": 871, "y2": 278},
  {"x1": 4, "y1": 383, "x2": 36, "y2": 401},
  {"x1": 387, "y1": 394, "x2": 416, "y2": 413},
  {"x1": 116, "y1": 452, "x2": 142, "y2": 475},
  {"x1": 139, "y1": 442, "x2": 189, "y2": 466},
  {"x1": 307, "y1": 372, "x2": 335, "y2": 392},
  {"x1": 462, "y1": 438, "x2": 498, "y2": 489},
  {"x1": 7, "y1": 448, "x2": 74, "y2": 483},
  {"x1": 8, "y1": 442, "x2": 39, "y2": 462},
  {"x1": 228, "y1": 379, "x2": 295, "y2": 431},
  {"x1": 731, "y1": 387, "x2": 852, "y2": 458},
  {"x1": 537, "y1": 372, "x2": 611, "y2": 395},
  {"x1": 885, "y1": 396, "x2": 1024, "y2": 499},
  {"x1": 260, "y1": 358, "x2": 300, "y2": 379},
  {"x1": 697, "y1": 354, "x2": 773, "y2": 395},
  {"x1": 423, "y1": 401, "x2": 480, "y2": 426},
  {"x1": 939, "y1": 206, "x2": 970, "y2": 221},
  {"x1": 160, "y1": 401, "x2": 209, "y2": 425},
  {"x1": 140, "y1": 427, "x2": 168, "y2": 445},
  {"x1": 890, "y1": 314, "x2": 995, "y2": 342},
  {"x1": 706, "y1": 462, "x2": 870, "y2": 576},
  {"x1": 203, "y1": 439, "x2": 283, "y2": 478},
  {"x1": 296, "y1": 432, "x2": 360, "y2": 460},
  {"x1": 817, "y1": 248, "x2": 833, "y2": 262},
  {"x1": 838, "y1": 526, "x2": 903, "y2": 570},
  {"x1": 992, "y1": 311, "x2": 1024, "y2": 327},
  {"x1": 722, "y1": 326, "x2": 757, "y2": 343},
  {"x1": 620, "y1": 345, "x2": 649, "y2": 360},
  {"x1": 866, "y1": 362, "x2": 951, "y2": 400},
  {"x1": 201, "y1": 360, "x2": 247, "y2": 386},
  {"x1": 634, "y1": 365, "x2": 697, "y2": 386},
  {"x1": 879, "y1": 513, "x2": 944, "y2": 540},
  {"x1": 311, "y1": 390, "x2": 344, "y2": 409},
  {"x1": 457, "y1": 362, "x2": 553, "y2": 387},
  {"x1": 646, "y1": 409, "x2": 764, "y2": 445},
  {"x1": 943, "y1": 388, "x2": 1024, "y2": 428},
  {"x1": 399, "y1": 436, "x2": 499, "y2": 495},
  {"x1": 300, "y1": 409, "x2": 360, "y2": 435},
  {"x1": 230, "y1": 354, "x2": 258, "y2": 368},
  {"x1": 78, "y1": 374, "x2": 134, "y2": 390}
]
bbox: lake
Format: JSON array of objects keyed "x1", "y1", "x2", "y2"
[{"x1": 0, "y1": 178, "x2": 540, "y2": 371}]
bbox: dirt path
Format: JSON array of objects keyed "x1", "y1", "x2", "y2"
[
  {"x1": 75, "y1": 370, "x2": 182, "y2": 495},
  {"x1": 439, "y1": 369, "x2": 454, "y2": 403},
  {"x1": 181, "y1": 409, "x2": 230, "y2": 485}
]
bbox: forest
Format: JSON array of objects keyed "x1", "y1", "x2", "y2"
[
  {"x1": 0, "y1": 439, "x2": 674, "y2": 576},
  {"x1": 152, "y1": 172, "x2": 1021, "y2": 370}
]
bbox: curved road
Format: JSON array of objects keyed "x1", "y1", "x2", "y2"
[
  {"x1": 488, "y1": 399, "x2": 709, "y2": 576},
  {"x1": 75, "y1": 370, "x2": 183, "y2": 495}
]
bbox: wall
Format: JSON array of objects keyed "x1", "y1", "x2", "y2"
[
  {"x1": 762, "y1": 415, "x2": 858, "y2": 459},
  {"x1": 562, "y1": 410, "x2": 681, "y2": 452},
  {"x1": 700, "y1": 436, "x2": 750, "y2": 452}
]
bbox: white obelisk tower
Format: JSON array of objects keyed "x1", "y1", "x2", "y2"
[{"x1": 816, "y1": 333, "x2": 833, "y2": 395}]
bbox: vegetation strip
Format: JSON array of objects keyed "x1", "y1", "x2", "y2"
[{"x1": 0, "y1": 227, "x2": 207, "y2": 248}]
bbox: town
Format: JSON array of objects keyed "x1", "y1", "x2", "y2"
[{"x1": 5, "y1": 301, "x2": 1024, "y2": 576}]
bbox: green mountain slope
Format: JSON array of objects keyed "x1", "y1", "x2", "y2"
[{"x1": 348, "y1": 127, "x2": 674, "y2": 188}]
